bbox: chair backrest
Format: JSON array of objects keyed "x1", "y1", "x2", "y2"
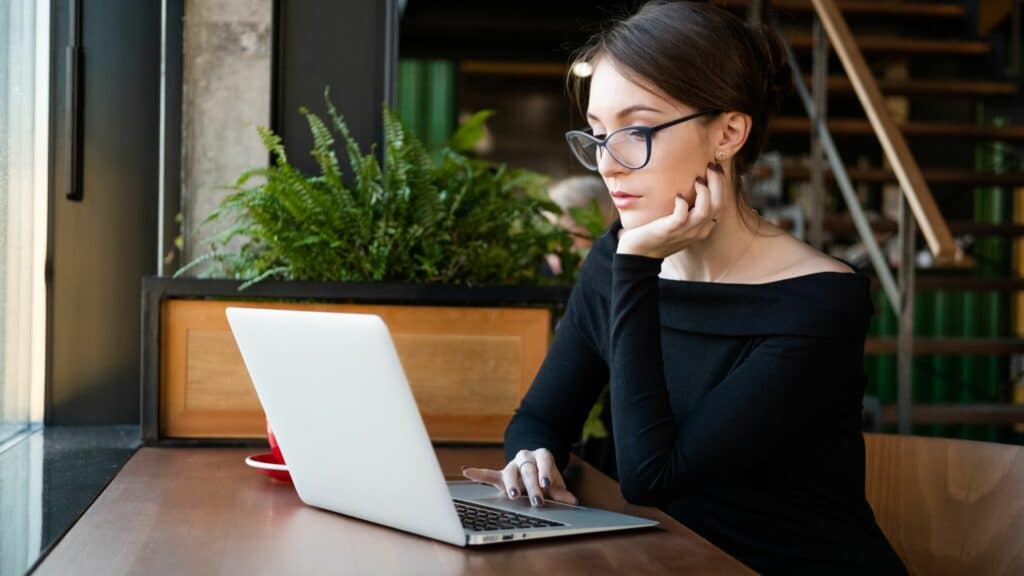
[{"x1": 863, "y1": 433, "x2": 1024, "y2": 575}]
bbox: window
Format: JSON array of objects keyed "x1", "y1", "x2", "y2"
[{"x1": 0, "y1": 0, "x2": 48, "y2": 448}]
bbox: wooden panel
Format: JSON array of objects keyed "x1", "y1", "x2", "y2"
[
  {"x1": 393, "y1": 334, "x2": 521, "y2": 415},
  {"x1": 161, "y1": 300, "x2": 550, "y2": 442},
  {"x1": 715, "y1": 0, "x2": 966, "y2": 18},
  {"x1": 185, "y1": 330, "x2": 261, "y2": 411},
  {"x1": 771, "y1": 117, "x2": 1024, "y2": 140},
  {"x1": 879, "y1": 404, "x2": 1024, "y2": 425},
  {"x1": 804, "y1": 76, "x2": 1017, "y2": 97},
  {"x1": 788, "y1": 35, "x2": 990, "y2": 55},
  {"x1": 779, "y1": 165, "x2": 1024, "y2": 186},
  {"x1": 864, "y1": 433, "x2": 1024, "y2": 575},
  {"x1": 34, "y1": 447, "x2": 754, "y2": 575},
  {"x1": 865, "y1": 338, "x2": 1024, "y2": 355}
]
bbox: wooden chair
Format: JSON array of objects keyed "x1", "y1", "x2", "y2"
[{"x1": 863, "y1": 433, "x2": 1024, "y2": 575}]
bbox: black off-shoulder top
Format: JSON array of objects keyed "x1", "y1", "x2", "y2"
[{"x1": 505, "y1": 220, "x2": 906, "y2": 575}]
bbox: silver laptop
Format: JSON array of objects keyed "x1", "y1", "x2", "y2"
[{"x1": 225, "y1": 307, "x2": 658, "y2": 546}]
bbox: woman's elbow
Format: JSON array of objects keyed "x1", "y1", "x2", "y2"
[{"x1": 617, "y1": 478, "x2": 666, "y2": 506}]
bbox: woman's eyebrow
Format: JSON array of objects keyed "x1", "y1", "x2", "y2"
[{"x1": 586, "y1": 104, "x2": 663, "y2": 122}]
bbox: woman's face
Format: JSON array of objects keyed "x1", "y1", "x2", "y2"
[{"x1": 586, "y1": 59, "x2": 714, "y2": 230}]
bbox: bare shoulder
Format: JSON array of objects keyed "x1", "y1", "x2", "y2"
[{"x1": 752, "y1": 231, "x2": 854, "y2": 282}]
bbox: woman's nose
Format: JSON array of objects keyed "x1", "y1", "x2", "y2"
[{"x1": 596, "y1": 147, "x2": 627, "y2": 179}]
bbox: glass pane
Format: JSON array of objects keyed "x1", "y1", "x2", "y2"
[{"x1": 0, "y1": 0, "x2": 45, "y2": 448}]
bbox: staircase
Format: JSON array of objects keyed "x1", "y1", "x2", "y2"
[
  {"x1": 397, "y1": 0, "x2": 1024, "y2": 443},
  {"x1": 717, "y1": 0, "x2": 1024, "y2": 441}
]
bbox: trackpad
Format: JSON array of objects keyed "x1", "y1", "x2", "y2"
[{"x1": 474, "y1": 496, "x2": 576, "y2": 513}]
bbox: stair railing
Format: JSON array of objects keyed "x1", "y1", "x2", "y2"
[{"x1": 750, "y1": 0, "x2": 968, "y2": 434}]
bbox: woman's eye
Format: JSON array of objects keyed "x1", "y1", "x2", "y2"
[
  {"x1": 593, "y1": 134, "x2": 607, "y2": 140},
  {"x1": 627, "y1": 129, "x2": 645, "y2": 139}
]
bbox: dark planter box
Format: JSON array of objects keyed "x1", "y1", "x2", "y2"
[{"x1": 140, "y1": 276, "x2": 572, "y2": 445}]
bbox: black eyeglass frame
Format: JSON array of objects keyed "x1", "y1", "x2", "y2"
[{"x1": 564, "y1": 109, "x2": 719, "y2": 171}]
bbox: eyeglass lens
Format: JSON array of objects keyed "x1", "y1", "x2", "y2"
[{"x1": 567, "y1": 128, "x2": 648, "y2": 170}]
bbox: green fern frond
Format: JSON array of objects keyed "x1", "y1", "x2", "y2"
[{"x1": 186, "y1": 91, "x2": 581, "y2": 288}]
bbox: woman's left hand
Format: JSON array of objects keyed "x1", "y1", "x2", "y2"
[{"x1": 617, "y1": 162, "x2": 725, "y2": 259}]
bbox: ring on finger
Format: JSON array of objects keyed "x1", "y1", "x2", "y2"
[{"x1": 517, "y1": 460, "x2": 537, "y2": 475}]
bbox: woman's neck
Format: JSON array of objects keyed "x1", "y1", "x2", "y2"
[{"x1": 665, "y1": 205, "x2": 760, "y2": 283}]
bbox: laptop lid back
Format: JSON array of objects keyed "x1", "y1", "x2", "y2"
[{"x1": 226, "y1": 307, "x2": 466, "y2": 546}]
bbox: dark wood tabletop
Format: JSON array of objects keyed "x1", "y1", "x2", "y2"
[{"x1": 33, "y1": 446, "x2": 753, "y2": 575}]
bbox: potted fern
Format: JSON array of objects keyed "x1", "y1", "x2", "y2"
[{"x1": 141, "y1": 91, "x2": 580, "y2": 445}]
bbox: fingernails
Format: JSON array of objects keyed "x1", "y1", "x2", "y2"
[
  {"x1": 695, "y1": 176, "x2": 707, "y2": 186},
  {"x1": 531, "y1": 495, "x2": 542, "y2": 507},
  {"x1": 508, "y1": 487, "x2": 518, "y2": 498},
  {"x1": 460, "y1": 465, "x2": 469, "y2": 473},
  {"x1": 540, "y1": 477, "x2": 550, "y2": 488},
  {"x1": 676, "y1": 193, "x2": 686, "y2": 200},
  {"x1": 708, "y1": 161, "x2": 724, "y2": 174}
]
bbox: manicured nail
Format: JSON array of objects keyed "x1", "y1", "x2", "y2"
[
  {"x1": 695, "y1": 176, "x2": 707, "y2": 186},
  {"x1": 676, "y1": 193, "x2": 685, "y2": 200},
  {"x1": 460, "y1": 465, "x2": 468, "y2": 472},
  {"x1": 711, "y1": 162, "x2": 725, "y2": 173},
  {"x1": 531, "y1": 495, "x2": 542, "y2": 507},
  {"x1": 541, "y1": 477, "x2": 551, "y2": 488},
  {"x1": 509, "y1": 487, "x2": 518, "y2": 498}
]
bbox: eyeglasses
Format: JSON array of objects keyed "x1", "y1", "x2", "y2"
[{"x1": 565, "y1": 110, "x2": 718, "y2": 171}]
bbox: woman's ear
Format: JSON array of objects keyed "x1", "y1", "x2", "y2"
[{"x1": 714, "y1": 112, "x2": 752, "y2": 159}]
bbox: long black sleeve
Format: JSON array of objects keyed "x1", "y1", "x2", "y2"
[
  {"x1": 500, "y1": 222, "x2": 905, "y2": 574},
  {"x1": 610, "y1": 253, "x2": 836, "y2": 505},
  {"x1": 503, "y1": 280, "x2": 609, "y2": 471}
]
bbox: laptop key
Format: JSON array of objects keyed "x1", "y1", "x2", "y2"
[{"x1": 455, "y1": 500, "x2": 566, "y2": 532}]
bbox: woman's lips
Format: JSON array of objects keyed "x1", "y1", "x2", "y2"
[{"x1": 611, "y1": 191, "x2": 640, "y2": 209}]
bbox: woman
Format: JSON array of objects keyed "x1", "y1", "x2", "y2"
[{"x1": 462, "y1": 1, "x2": 906, "y2": 573}]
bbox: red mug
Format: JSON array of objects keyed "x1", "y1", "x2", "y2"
[{"x1": 266, "y1": 418, "x2": 285, "y2": 465}]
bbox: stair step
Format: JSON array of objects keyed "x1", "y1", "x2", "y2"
[
  {"x1": 770, "y1": 117, "x2": 1024, "y2": 139},
  {"x1": 869, "y1": 276, "x2": 1024, "y2": 292},
  {"x1": 777, "y1": 165, "x2": 1024, "y2": 186},
  {"x1": 716, "y1": 0, "x2": 966, "y2": 19},
  {"x1": 865, "y1": 338, "x2": 1024, "y2": 355},
  {"x1": 880, "y1": 403, "x2": 1024, "y2": 425},
  {"x1": 803, "y1": 75, "x2": 1018, "y2": 97},
  {"x1": 788, "y1": 35, "x2": 990, "y2": 56},
  {"x1": 820, "y1": 217, "x2": 1024, "y2": 237}
]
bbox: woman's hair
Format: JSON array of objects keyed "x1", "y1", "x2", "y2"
[{"x1": 567, "y1": 0, "x2": 791, "y2": 182}]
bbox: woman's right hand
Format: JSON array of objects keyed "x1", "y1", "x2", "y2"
[{"x1": 461, "y1": 448, "x2": 579, "y2": 507}]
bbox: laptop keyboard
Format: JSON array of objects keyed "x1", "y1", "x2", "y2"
[{"x1": 454, "y1": 500, "x2": 566, "y2": 532}]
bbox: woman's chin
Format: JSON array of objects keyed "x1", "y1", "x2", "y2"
[{"x1": 618, "y1": 210, "x2": 661, "y2": 231}]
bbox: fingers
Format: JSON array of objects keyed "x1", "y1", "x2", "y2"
[
  {"x1": 544, "y1": 477, "x2": 579, "y2": 506},
  {"x1": 461, "y1": 466, "x2": 505, "y2": 495},
  {"x1": 672, "y1": 192, "x2": 691, "y2": 226},
  {"x1": 533, "y1": 449, "x2": 578, "y2": 505},
  {"x1": 690, "y1": 176, "x2": 711, "y2": 226},
  {"x1": 501, "y1": 462, "x2": 524, "y2": 500},
  {"x1": 463, "y1": 452, "x2": 580, "y2": 508},
  {"x1": 533, "y1": 448, "x2": 555, "y2": 492},
  {"x1": 706, "y1": 162, "x2": 724, "y2": 218},
  {"x1": 513, "y1": 450, "x2": 545, "y2": 507}
]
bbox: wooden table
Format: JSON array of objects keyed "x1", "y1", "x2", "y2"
[{"x1": 34, "y1": 447, "x2": 753, "y2": 575}]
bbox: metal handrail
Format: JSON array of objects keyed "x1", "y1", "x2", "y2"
[
  {"x1": 770, "y1": 15, "x2": 902, "y2": 313},
  {"x1": 809, "y1": 0, "x2": 963, "y2": 267},
  {"x1": 755, "y1": 0, "x2": 977, "y2": 435}
]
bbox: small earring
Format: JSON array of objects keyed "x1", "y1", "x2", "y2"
[{"x1": 716, "y1": 150, "x2": 726, "y2": 161}]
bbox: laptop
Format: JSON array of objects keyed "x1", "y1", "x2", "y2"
[{"x1": 225, "y1": 307, "x2": 659, "y2": 546}]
